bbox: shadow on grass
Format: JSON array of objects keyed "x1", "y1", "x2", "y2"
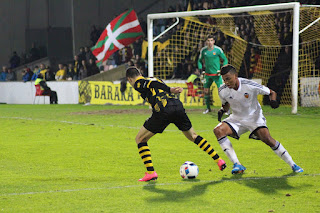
[
  {"x1": 143, "y1": 180, "x2": 220, "y2": 202},
  {"x1": 222, "y1": 172, "x2": 312, "y2": 194}
]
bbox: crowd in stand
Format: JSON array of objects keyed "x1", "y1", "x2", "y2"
[
  {"x1": 19, "y1": 46, "x2": 101, "y2": 83},
  {"x1": 0, "y1": 0, "x2": 318, "y2": 83}
]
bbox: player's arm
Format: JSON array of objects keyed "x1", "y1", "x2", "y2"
[
  {"x1": 197, "y1": 49, "x2": 204, "y2": 70},
  {"x1": 149, "y1": 80, "x2": 183, "y2": 94},
  {"x1": 219, "y1": 49, "x2": 228, "y2": 66},
  {"x1": 269, "y1": 89, "x2": 279, "y2": 109},
  {"x1": 218, "y1": 102, "x2": 230, "y2": 122}
]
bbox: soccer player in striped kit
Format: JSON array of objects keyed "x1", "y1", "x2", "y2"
[
  {"x1": 126, "y1": 67, "x2": 226, "y2": 182},
  {"x1": 214, "y1": 64, "x2": 303, "y2": 174}
]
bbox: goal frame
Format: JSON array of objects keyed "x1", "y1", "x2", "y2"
[{"x1": 147, "y1": 2, "x2": 300, "y2": 114}]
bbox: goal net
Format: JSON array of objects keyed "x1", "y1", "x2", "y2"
[{"x1": 147, "y1": 3, "x2": 320, "y2": 113}]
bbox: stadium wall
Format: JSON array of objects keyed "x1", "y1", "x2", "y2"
[{"x1": 0, "y1": 81, "x2": 78, "y2": 104}]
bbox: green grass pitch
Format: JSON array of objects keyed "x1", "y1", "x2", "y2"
[{"x1": 0, "y1": 104, "x2": 319, "y2": 212}]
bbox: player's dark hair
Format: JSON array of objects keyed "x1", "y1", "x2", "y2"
[
  {"x1": 220, "y1": 64, "x2": 237, "y2": 75},
  {"x1": 126, "y1": 66, "x2": 141, "y2": 78},
  {"x1": 206, "y1": 34, "x2": 215, "y2": 41}
]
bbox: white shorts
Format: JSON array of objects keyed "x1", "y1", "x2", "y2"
[{"x1": 223, "y1": 114, "x2": 267, "y2": 140}]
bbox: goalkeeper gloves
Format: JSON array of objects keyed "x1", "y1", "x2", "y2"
[
  {"x1": 218, "y1": 108, "x2": 226, "y2": 122},
  {"x1": 270, "y1": 100, "x2": 279, "y2": 109}
]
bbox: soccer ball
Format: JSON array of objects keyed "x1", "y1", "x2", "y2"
[{"x1": 180, "y1": 161, "x2": 199, "y2": 179}]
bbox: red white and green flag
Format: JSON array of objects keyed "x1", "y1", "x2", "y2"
[{"x1": 91, "y1": 9, "x2": 143, "y2": 66}]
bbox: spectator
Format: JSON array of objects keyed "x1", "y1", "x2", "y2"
[
  {"x1": 132, "y1": 38, "x2": 142, "y2": 58},
  {"x1": 73, "y1": 55, "x2": 82, "y2": 80},
  {"x1": 282, "y1": 27, "x2": 292, "y2": 45},
  {"x1": 84, "y1": 46, "x2": 95, "y2": 62},
  {"x1": 249, "y1": 47, "x2": 261, "y2": 79},
  {"x1": 9, "y1": 51, "x2": 21, "y2": 68},
  {"x1": 31, "y1": 65, "x2": 40, "y2": 81},
  {"x1": 0, "y1": 66, "x2": 8, "y2": 81},
  {"x1": 79, "y1": 60, "x2": 87, "y2": 79},
  {"x1": 55, "y1": 63, "x2": 66, "y2": 81},
  {"x1": 39, "y1": 64, "x2": 48, "y2": 78},
  {"x1": 6, "y1": 68, "x2": 16, "y2": 81},
  {"x1": 125, "y1": 45, "x2": 133, "y2": 62},
  {"x1": 113, "y1": 50, "x2": 122, "y2": 66},
  {"x1": 90, "y1": 25, "x2": 101, "y2": 46},
  {"x1": 35, "y1": 74, "x2": 58, "y2": 104},
  {"x1": 66, "y1": 63, "x2": 75, "y2": 80},
  {"x1": 78, "y1": 47, "x2": 86, "y2": 62},
  {"x1": 29, "y1": 42, "x2": 40, "y2": 62},
  {"x1": 45, "y1": 66, "x2": 55, "y2": 81},
  {"x1": 22, "y1": 67, "x2": 33, "y2": 82},
  {"x1": 87, "y1": 58, "x2": 100, "y2": 77}
]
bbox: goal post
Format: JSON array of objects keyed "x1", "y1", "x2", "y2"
[{"x1": 147, "y1": 2, "x2": 320, "y2": 114}]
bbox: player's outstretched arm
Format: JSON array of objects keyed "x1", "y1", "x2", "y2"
[{"x1": 269, "y1": 89, "x2": 279, "y2": 109}]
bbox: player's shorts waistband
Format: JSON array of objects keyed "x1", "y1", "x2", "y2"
[{"x1": 204, "y1": 73, "x2": 219, "y2": 76}]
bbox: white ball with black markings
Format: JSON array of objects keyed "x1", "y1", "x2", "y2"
[{"x1": 180, "y1": 161, "x2": 199, "y2": 179}]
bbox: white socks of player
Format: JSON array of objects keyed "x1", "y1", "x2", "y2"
[
  {"x1": 218, "y1": 136, "x2": 240, "y2": 165},
  {"x1": 272, "y1": 141, "x2": 295, "y2": 167}
]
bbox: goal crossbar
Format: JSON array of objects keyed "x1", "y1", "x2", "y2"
[{"x1": 147, "y1": 2, "x2": 300, "y2": 113}]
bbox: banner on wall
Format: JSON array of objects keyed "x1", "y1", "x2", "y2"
[
  {"x1": 300, "y1": 77, "x2": 320, "y2": 107},
  {"x1": 78, "y1": 81, "x2": 222, "y2": 106}
]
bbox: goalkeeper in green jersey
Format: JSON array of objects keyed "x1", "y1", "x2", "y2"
[{"x1": 198, "y1": 34, "x2": 228, "y2": 114}]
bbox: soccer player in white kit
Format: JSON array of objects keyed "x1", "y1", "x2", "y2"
[{"x1": 213, "y1": 64, "x2": 303, "y2": 174}]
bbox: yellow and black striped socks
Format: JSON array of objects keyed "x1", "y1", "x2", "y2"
[
  {"x1": 194, "y1": 135, "x2": 221, "y2": 163},
  {"x1": 138, "y1": 142, "x2": 154, "y2": 174}
]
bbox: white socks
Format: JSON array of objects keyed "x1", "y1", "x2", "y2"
[
  {"x1": 272, "y1": 141, "x2": 295, "y2": 167},
  {"x1": 218, "y1": 137, "x2": 295, "y2": 168},
  {"x1": 218, "y1": 136, "x2": 240, "y2": 165}
]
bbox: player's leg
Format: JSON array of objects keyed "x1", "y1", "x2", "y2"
[
  {"x1": 203, "y1": 76, "x2": 213, "y2": 114},
  {"x1": 182, "y1": 127, "x2": 226, "y2": 171},
  {"x1": 136, "y1": 112, "x2": 170, "y2": 181},
  {"x1": 214, "y1": 122, "x2": 246, "y2": 174},
  {"x1": 255, "y1": 128, "x2": 303, "y2": 173},
  {"x1": 171, "y1": 102, "x2": 226, "y2": 171},
  {"x1": 135, "y1": 126, "x2": 159, "y2": 181}
]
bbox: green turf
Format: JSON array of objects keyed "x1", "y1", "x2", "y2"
[{"x1": 0, "y1": 104, "x2": 319, "y2": 212}]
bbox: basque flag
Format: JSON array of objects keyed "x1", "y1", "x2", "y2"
[{"x1": 91, "y1": 9, "x2": 143, "y2": 66}]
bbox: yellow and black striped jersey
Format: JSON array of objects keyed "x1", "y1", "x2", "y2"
[{"x1": 134, "y1": 76, "x2": 177, "y2": 112}]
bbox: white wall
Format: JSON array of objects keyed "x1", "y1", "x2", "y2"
[{"x1": 0, "y1": 81, "x2": 79, "y2": 104}]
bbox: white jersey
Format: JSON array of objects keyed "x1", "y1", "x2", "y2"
[{"x1": 219, "y1": 78, "x2": 270, "y2": 122}]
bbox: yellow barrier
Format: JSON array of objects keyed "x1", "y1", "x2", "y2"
[{"x1": 79, "y1": 81, "x2": 222, "y2": 106}]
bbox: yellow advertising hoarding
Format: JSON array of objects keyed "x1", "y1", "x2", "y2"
[{"x1": 79, "y1": 81, "x2": 222, "y2": 106}]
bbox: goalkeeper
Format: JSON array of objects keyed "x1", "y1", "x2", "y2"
[{"x1": 198, "y1": 34, "x2": 228, "y2": 114}]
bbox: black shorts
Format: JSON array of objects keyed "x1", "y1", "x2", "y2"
[{"x1": 143, "y1": 100, "x2": 192, "y2": 134}]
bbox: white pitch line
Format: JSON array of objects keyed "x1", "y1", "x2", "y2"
[
  {"x1": 1, "y1": 173, "x2": 319, "y2": 197},
  {"x1": 0, "y1": 116, "x2": 210, "y2": 132}
]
